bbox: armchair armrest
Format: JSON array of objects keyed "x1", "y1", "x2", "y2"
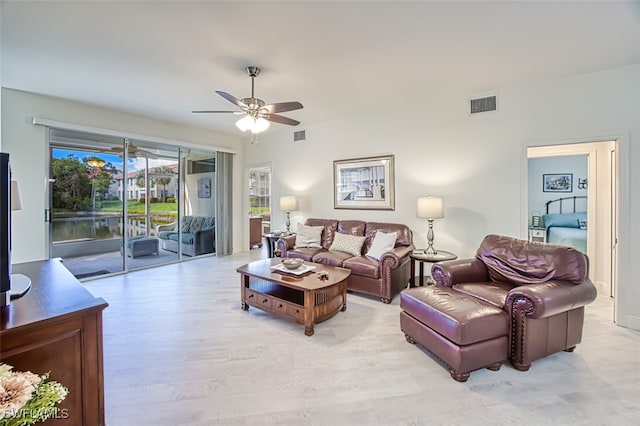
[
  {"x1": 506, "y1": 279, "x2": 597, "y2": 319},
  {"x1": 276, "y1": 235, "x2": 296, "y2": 257},
  {"x1": 156, "y1": 221, "x2": 177, "y2": 233},
  {"x1": 431, "y1": 258, "x2": 489, "y2": 287}
]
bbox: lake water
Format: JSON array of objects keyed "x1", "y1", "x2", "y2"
[{"x1": 52, "y1": 215, "x2": 165, "y2": 242}]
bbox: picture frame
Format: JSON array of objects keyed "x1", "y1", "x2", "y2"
[
  {"x1": 543, "y1": 173, "x2": 573, "y2": 193},
  {"x1": 197, "y1": 178, "x2": 211, "y2": 198},
  {"x1": 333, "y1": 155, "x2": 395, "y2": 210}
]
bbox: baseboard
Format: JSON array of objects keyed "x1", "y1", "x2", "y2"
[{"x1": 624, "y1": 315, "x2": 640, "y2": 331}]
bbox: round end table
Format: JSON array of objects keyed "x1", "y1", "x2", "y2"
[{"x1": 409, "y1": 250, "x2": 457, "y2": 287}]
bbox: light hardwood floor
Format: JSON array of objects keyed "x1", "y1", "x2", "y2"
[{"x1": 83, "y1": 249, "x2": 640, "y2": 425}]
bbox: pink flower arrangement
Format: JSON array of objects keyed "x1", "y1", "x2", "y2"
[{"x1": 0, "y1": 363, "x2": 68, "y2": 425}]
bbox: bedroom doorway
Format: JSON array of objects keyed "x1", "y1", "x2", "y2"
[{"x1": 527, "y1": 141, "x2": 617, "y2": 302}]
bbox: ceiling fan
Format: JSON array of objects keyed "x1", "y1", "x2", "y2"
[
  {"x1": 110, "y1": 142, "x2": 158, "y2": 159},
  {"x1": 192, "y1": 66, "x2": 303, "y2": 133}
]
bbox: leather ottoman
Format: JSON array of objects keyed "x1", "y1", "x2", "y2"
[{"x1": 400, "y1": 286, "x2": 509, "y2": 382}]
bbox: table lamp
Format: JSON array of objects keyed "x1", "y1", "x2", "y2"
[
  {"x1": 279, "y1": 196, "x2": 297, "y2": 235},
  {"x1": 417, "y1": 196, "x2": 444, "y2": 256}
]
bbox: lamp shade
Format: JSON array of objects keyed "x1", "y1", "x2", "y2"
[
  {"x1": 279, "y1": 196, "x2": 297, "y2": 212},
  {"x1": 11, "y1": 180, "x2": 23, "y2": 211},
  {"x1": 417, "y1": 196, "x2": 444, "y2": 219}
]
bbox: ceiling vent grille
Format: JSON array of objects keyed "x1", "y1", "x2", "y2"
[
  {"x1": 469, "y1": 95, "x2": 498, "y2": 114},
  {"x1": 293, "y1": 130, "x2": 306, "y2": 142}
]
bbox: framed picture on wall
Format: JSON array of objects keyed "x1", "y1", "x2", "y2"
[
  {"x1": 543, "y1": 173, "x2": 573, "y2": 192},
  {"x1": 197, "y1": 178, "x2": 211, "y2": 198},
  {"x1": 333, "y1": 154, "x2": 395, "y2": 210}
]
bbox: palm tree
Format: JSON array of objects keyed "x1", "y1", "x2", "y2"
[{"x1": 152, "y1": 166, "x2": 174, "y2": 202}]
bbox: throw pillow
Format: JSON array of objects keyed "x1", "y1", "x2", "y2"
[
  {"x1": 578, "y1": 219, "x2": 587, "y2": 230},
  {"x1": 366, "y1": 231, "x2": 398, "y2": 260},
  {"x1": 294, "y1": 224, "x2": 324, "y2": 248},
  {"x1": 329, "y1": 232, "x2": 366, "y2": 257}
]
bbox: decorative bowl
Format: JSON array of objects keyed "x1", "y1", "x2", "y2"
[{"x1": 281, "y1": 258, "x2": 303, "y2": 270}]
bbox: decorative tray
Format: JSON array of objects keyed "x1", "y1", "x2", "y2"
[{"x1": 270, "y1": 263, "x2": 316, "y2": 276}]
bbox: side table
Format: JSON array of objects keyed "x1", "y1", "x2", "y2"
[
  {"x1": 263, "y1": 233, "x2": 296, "y2": 258},
  {"x1": 528, "y1": 226, "x2": 547, "y2": 243},
  {"x1": 409, "y1": 250, "x2": 457, "y2": 287},
  {"x1": 263, "y1": 233, "x2": 282, "y2": 258}
]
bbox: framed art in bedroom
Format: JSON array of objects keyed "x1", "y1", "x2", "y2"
[
  {"x1": 543, "y1": 173, "x2": 573, "y2": 193},
  {"x1": 333, "y1": 154, "x2": 395, "y2": 210}
]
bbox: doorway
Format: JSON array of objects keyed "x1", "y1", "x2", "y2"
[
  {"x1": 527, "y1": 141, "x2": 618, "y2": 305},
  {"x1": 248, "y1": 165, "x2": 272, "y2": 249}
]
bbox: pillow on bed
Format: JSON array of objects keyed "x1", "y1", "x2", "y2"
[
  {"x1": 542, "y1": 212, "x2": 587, "y2": 228},
  {"x1": 578, "y1": 219, "x2": 587, "y2": 230}
]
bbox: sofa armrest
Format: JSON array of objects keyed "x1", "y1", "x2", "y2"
[
  {"x1": 506, "y1": 278, "x2": 597, "y2": 319},
  {"x1": 431, "y1": 258, "x2": 489, "y2": 287},
  {"x1": 156, "y1": 221, "x2": 177, "y2": 233},
  {"x1": 378, "y1": 244, "x2": 415, "y2": 269},
  {"x1": 276, "y1": 235, "x2": 296, "y2": 257}
]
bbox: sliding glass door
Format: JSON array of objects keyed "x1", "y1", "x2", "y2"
[
  {"x1": 48, "y1": 129, "x2": 221, "y2": 279},
  {"x1": 49, "y1": 131, "x2": 127, "y2": 278}
]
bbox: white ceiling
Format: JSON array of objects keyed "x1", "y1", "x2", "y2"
[{"x1": 2, "y1": 1, "x2": 639, "y2": 137}]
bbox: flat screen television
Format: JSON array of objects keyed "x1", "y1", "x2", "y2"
[{"x1": 1, "y1": 152, "x2": 11, "y2": 305}]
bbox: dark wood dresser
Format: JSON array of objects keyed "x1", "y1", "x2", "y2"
[{"x1": 1, "y1": 259, "x2": 108, "y2": 426}]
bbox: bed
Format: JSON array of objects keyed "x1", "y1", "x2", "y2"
[{"x1": 542, "y1": 196, "x2": 587, "y2": 254}]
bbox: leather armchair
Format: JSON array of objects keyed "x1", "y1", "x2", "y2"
[{"x1": 432, "y1": 234, "x2": 597, "y2": 371}]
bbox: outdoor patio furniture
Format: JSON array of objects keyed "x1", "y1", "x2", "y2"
[{"x1": 121, "y1": 236, "x2": 159, "y2": 259}]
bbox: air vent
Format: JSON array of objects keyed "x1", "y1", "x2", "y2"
[
  {"x1": 469, "y1": 95, "x2": 498, "y2": 114},
  {"x1": 293, "y1": 130, "x2": 306, "y2": 142}
]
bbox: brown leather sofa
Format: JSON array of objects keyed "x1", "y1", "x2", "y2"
[
  {"x1": 428, "y1": 234, "x2": 597, "y2": 372},
  {"x1": 276, "y1": 219, "x2": 414, "y2": 303}
]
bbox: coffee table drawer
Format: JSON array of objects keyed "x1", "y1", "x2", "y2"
[
  {"x1": 286, "y1": 303, "x2": 305, "y2": 321},
  {"x1": 244, "y1": 289, "x2": 260, "y2": 305},
  {"x1": 255, "y1": 293, "x2": 273, "y2": 309}
]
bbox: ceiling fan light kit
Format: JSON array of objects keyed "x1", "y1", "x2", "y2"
[
  {"x1": 193, "y1": 66, "x2": 303, "y2": 136},
  {"x1": 236, "y1": 116, "x2": 270, "y2": 134}
]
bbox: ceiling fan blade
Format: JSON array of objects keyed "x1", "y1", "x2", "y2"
[
  {"x1": 215, "y1": 91, "x2": 246, "y2": 109},
  {"x1": 263, "y1": 101, "x2": 303, "y2": 114},
  {"x1": 192, "y1": 110, "x2": 243, "y2": 114},
  {"x1": 263, "y1": 114, "x2": 300, "y2": 126}
]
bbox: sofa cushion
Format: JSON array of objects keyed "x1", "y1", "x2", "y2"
[
  {"x1": 329, "y1": 232, "x2": 366, "y2": 257},
  {"x1": 294, "y1": 224, "x2": 324, "y2": 248},
  {"x1": 364, "y1": 222, "x2": 412, "y2": 252},
  {"x1": 313, "y1": 250, "x2": 352, "y2": 267},
  {"x1": 337, "y1": 220, "x2": 366, "y2": 236},
  {"x1": 286, "y1": 247, "x2": 322, "y2": 262},
  {"x1": 342, "y1": 256, "x2": 380, "y2": 279},
  {"x1": 157, "y1": 231, "x2": 174, "y2": 240},
  {"x1": 366, "y1": 231, "x2": 397, "y2": 260},
  {"x1": 181, "y1": 216, "x2": 194, "y2": 233},
  {"x1": 305, "y1": 219, "x2": 339, "y2": 249}
]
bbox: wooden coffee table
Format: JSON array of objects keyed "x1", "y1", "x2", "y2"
[{"x1": 236, "y1": 258, "x2": 351, "y2": 336}]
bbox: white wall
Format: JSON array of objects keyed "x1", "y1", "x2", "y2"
[
  {"x1": 1, "y1": 88, "x2": 244, "y2": 262},
  {"x1": 245, "y1": 64, "x2": 640, "y2": 330}
]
